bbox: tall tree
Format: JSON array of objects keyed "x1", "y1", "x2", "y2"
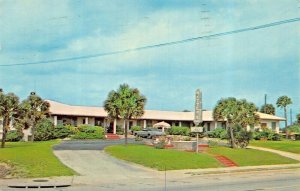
[
  {"x1": 104, "y1": 84, "x2": 146, "y2": 145},
  {"x1": 0, "y1": 91, "x2": 20, "y2": 148},
  {"x1": 213, "y1": 97, "x2": 259, "y2": 148},
  {"x1": 260, "y1": 104, "x2": 276, "y2": 115},
  {"x1": 276, "y1": 96, "x2": 292, "y2": 137},
  {"x1": 20, "y1": 92, "x2": 50, "y2": 141}
]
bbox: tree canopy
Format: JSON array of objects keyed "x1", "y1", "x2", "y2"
[
  {"x1": 260, "y1": 104, "x2": 275, "y2": 115},
  {"x1": 276, "y1": 95, "x2": 292, "y2": 135},
  {"x1": 104, "y1": 84, "x2": 146, "y2": 145},
  {"x1": 0, "y1": 91, "x2": 20, "y2": 148},
  {"x1": 213, "y1": 97, "x2": 259, "y2": 148}
]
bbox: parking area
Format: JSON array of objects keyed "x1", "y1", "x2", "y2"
[{"x1": 53, "y1": 139, "x2": 143, "y2": 150}]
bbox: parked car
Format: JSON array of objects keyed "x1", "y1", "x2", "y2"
[{"x1": 133, "y1": 128, "x2": 165, "y2": 139}]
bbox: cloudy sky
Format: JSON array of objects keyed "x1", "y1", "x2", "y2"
[{"x1": 0, "y1": 0, "x2": 299, "y2": 124}]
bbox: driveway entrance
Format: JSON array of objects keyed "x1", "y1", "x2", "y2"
[{"x1": 53, "y1": 139, "x2": 157, "y2": 185}]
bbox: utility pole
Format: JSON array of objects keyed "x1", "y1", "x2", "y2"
[
  {"x1": 290, "y1": 108, "x2": 293, "y2": 125},
  {"x1": 264, "y1": 94, "x2": 267, "y2": 113}
]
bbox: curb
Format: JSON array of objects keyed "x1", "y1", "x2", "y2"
[{"x1": 184, "y1": 163, "x2": 300, "y2": 176}]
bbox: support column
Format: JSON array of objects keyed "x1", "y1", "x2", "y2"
[
  {"x1": 54, "y1": 116, "x2": 58, "y2": 126},
  {"x1": 179, "y1": 121, "x2": 182, "y2": 127},
  {"x1": 85, "y1": 117, "x2": 89, "y2": 125},
  {"x1": 143, "y1": 120, "x2": 147, "y2": 129},
  {"x1": 113, "y1": 119, "x2": 117, "y2": 134}
]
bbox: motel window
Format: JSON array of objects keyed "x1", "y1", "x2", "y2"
[
  {"x1": 207, "y1": 123, "x2": 211, "y2": 131},
  {"x1": 261, "y1": 123, "x2": 267, "y2": 129},
  {"x1": 271, "y1": 122, "x2": 276, "y2": 130}
]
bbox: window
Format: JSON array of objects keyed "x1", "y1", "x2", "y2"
[
  {"x1": 207, "y1": 123, "x2": 211, "y2": 131},
  {"x1": 83, "y1": 119, "x2": 86, "y2": 124},
  {"x1": 271, "y1": 122, "x2": 276, "y2": 130}
]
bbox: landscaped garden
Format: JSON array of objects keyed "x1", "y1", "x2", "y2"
[
  {"x1": 251, "y1": 140, "x2": 300, "y2": 154},
  {"x1": 105, "y1": 144, "x2": 299, "y2": 171},
  {"x1": 0, "y1": 140, "x2": 76, "y2": 178}
]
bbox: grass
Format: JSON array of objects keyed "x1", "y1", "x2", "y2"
[
  {"x1": 251, "y1": 140, "x2": 300, "y2": 154},
  {"x1": 0, "y1": 140, "x2": 76, "y2": 178},
  {"x1": 105, "y1": 145, "x2": 221, "y2": 170},
  {"x1": 208, "y1": 146, "x2": 298, "y2": 166}
]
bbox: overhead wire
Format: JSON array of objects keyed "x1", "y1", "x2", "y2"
[{"x1": 0, "y1": 17, "x2": 299, "y2": 67}]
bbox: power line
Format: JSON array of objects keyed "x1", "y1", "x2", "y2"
[{"x1": 1, "y1": 17, "x2": 300, "y2": 67}]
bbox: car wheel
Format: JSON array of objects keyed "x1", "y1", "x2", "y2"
[{"x1": 148, "y1": 134, "x2": 152, "y2": 139}]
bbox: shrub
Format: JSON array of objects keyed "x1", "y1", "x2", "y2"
[
  {"x1": 73, "y1": 125, "x2": 105, "y2": 139},
  {"x1": 287, "y1": 125, "x2": 300, "y2": 134},
  {"x1": 34, "y1": 118, "x2": 54, "y2": 141},
  {"x1": 168, "y1": 126, "x2": 190, "y2": 136},
  {"x1": 116, "y1": 125, "x2": 124, "y2": 135},
  {"x1": 253, "y1": 129, "x2": 281, "y2": 141},
  {"x1": 233, "y1": 126, "x2": 253, "y2": 148},
  {"x1": 5, "y1": 130, "x2": 23, "y2": 142},
  {"x1": 154, "y1": 136, "x2": 166, "y2": 149},
  {"x1": 53, "y1": 124, "x2": 75, "y2": 139},
  {"x1": 131, "y1": 126, "x2": 142, "y2": 132},
  {"x1": 205, "y1": 128, "x2": 227, "y2": 138}
]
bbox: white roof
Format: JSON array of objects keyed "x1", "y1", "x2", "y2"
[{"x1": 46, "y1": 100, "x2": 285, "y2": 121}]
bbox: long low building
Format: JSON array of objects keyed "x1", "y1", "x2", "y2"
[{"x1": 47, "y1": 100, "x2": 285, "y2": 134}]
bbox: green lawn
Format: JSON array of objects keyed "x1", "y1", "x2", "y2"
[
  {"x1": 105, "y1": 145, "x2": 221, "y2": 170},
  {"x1": 208, "y1": 146, "x2": 298, "y2": 166},
  {"x1": 0, "y1": 140, "x2": 76, "y2": 178},
  {"x1": 251, "y1": 140, "x2": 300, "y2": 154}
]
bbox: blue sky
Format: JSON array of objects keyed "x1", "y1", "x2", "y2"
[{"x1": 0, "y1": 0, "x2": 299, "y2": 124}]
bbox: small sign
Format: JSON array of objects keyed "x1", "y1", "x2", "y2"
[{"x1": 191, "y1": 127, "x2": 203, "y2": 133}]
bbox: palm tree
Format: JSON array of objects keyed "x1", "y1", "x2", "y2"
[
  {"x1": 20, "y1": 92, "x2": 50, "y2": 141},
  {"x1": 213, "y1": 97, "x2": 259, "y2": 148},
  {"x1": 276, "y1": 96, "x2": 292, "y2": 137},
  {"x1": 260, "y1": 104, "x2": 275, "y2": 115},
  {"x1": 104, "y1": 84, "x2": 146, "y2": 145},
  {"x1": 0, "y1": 91, "x2": 20, "y2": 148}
]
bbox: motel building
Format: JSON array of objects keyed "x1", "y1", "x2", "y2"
[
  {"x1": 46, "y1": 100, "x2": 284, "y2": 134},
  {"x1": 0, "y1": 100, "x2": 286, "y2": 140}
]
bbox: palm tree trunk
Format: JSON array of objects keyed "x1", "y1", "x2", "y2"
[
  {"x1": 227, "y1": 122, "x2": 236, "y2": 148},
  {"x1": 284, "y1": 107, "x2": 288, "y2": 139},
  {"x1": 124, "y1": 119, "x2": 128, "y2": 146},
  {"x1": 1, "y1": 116, "x2": 8, "y2": 148}
]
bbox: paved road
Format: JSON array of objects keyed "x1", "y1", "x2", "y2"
[
  {"x1": 53, "y1": 139, "x2": 142, "y2": 150},
  {"x1": 1, "y1": 168, "x2": 300, "y2": 191}
]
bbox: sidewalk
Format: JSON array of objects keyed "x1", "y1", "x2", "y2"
[{"x1": 248, "y1": 146, "x2": 300, "y2": 161}]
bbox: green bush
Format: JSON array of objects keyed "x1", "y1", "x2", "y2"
[
  {"x1": 5, "y1": 130, "x2": 23, "y2": 142},
  {"x1": 53, "y1": 124, "x2": 75, "y2": 139},
  {"x1": 116, "y1": 125, "x2": 124, "y2": 135},
  {"x1": 253, "y1": 129, "x2": 281, "y2": 141},
  {"x1": 34, "y1": 118, "x2": 55, "y2": 141},
  {"x1": 233, "y1": 126, "x2": 253, "y2": 148},
  {"x1": 168, "y1": 126, "x2": 190, "y2": 136},
  {"x1": 131, "y1": 126, "x2": 142, "y2": 132},
  {"x1": 205, "y1": 128, "x2": 227, "y2": 138},
  {"x1": 287, "y1": 125, "x2": 300, "y2": 134},
  {"x1": 73, "y1": 125, "x2": 105, "y2": 139}
]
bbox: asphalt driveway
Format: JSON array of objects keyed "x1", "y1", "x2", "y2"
[{"x1": 53, "y1": 139, "x2": 142, "y2": 150}]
